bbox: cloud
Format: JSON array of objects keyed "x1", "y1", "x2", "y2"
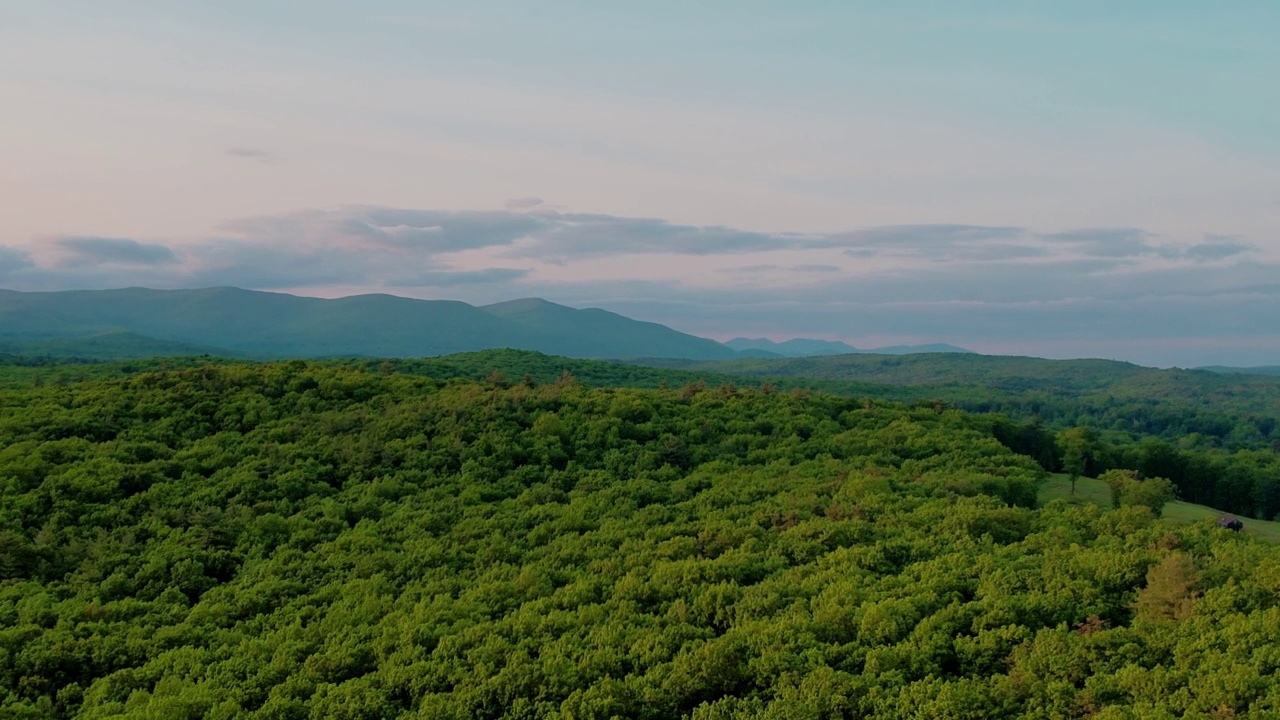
[
  {"x1": 509, "y1": 213, "x2": 786, "y2": 260},
  {"x1": 222, "y1": 206, "x2": 798, "y2": 260},
  {"x1": 835, "y1": 224, "x2": 1027, "y2": 247},
  {"x1": 1037, "y1": 229, "x2": 1257, "y2": 263},
  {"x1": 1038, "y1": 227, "x2": 1177, "y2": 258},
  {"x1": 1183, "y1": 234, "x2": 1256, "y2": 262},
  {"x1": 15, "y1": 209, "x2": 1268, "y2": 294},
  {"x1": 831, "y1": 224, "x2": 1050, "y2": 262},
  {"x1": 8, "y1": 209, "x2": 552, "y2": 291},
  {"x1": 4, "y1": 205, "x2": 1275, "y2": 365},
  {"x1": 217, "y1": 207, "x2": 546, "y2": 254},
  {"x1": 226, "y1": 147, "x2": 277, "y2": 163},
  {"x1": 504, "y1": 197, "x2": 545, "y2": 209},
  {"x1": 948, "y1": 243, "x2": 1049, "y2": 261},
  {"x1": 718, "y1": 263, "x2": 840, "y2": 275},
  {"x1": 197, "y1": 209, "x2": 1228, "y2": 268},
  {"x1": 53, "y1": 236, "x2": 178, "y2": 266},
  {"x1": 386, "y1": 268, "x2": 531, "y2": 287},
  {"x1": 0, "y1": 246, "x2": 34, "y2": 271}
]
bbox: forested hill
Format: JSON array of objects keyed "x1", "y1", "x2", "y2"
[
  {"x1": 1201, "y1": 365, "x2": 1280, "y2": 377},
  {"x1": 0, "y1": 288, "x2": 737, "y2": 361},
  {"x1": 638, "y1": 351, "x2": 1265, "y2": 396},
  {"x1": 635, "y1": 351, "x2": 1280, "y2": 443},
  {"x1": 4, "y1": 362, "x2": 1280, "y2": 717}
]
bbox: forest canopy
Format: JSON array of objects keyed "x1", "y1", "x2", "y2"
[{"x1": 1, "y1": 360, "x2": 1279, "y2": 718}]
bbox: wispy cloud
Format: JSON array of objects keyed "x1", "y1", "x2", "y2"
[
  {"x1": 835, "y1": 224, "x2": 1027, "y2": 247},
  {"x1": 386, "y1": 268, "x2": 531, "y2": 287},
  {"x1": 1184, "y1": 234, "x2": 1256, "y2": 262},
  {"x1": 2, "y1": 205, "x2": 1274, "y2": 365},
  {"x1": 1038, "y1": 227, "x2": 1179, "y2": 259},
  {"x1": 53, "y1": 236, "x2": 178, "y2": 266},
  {"x1": 0, "y1": 246, "x2": 34, "y2": 276},
  {"x1": 834, "y1": 225, "x2": 1049, "y2": 262},
  {"x1": 226, "y1": 147, "x2": 277, "y2": 163},
  {"x1": 504, "y1": 197, "x2": 545, "y2": 209},
  {"x1": 10, "y1": 207, "x2": 1266, "y2": 290}
]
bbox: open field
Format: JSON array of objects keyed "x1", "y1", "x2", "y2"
[{"x1": 1039, "y1": 473, "x2": 1280, "y2": 542}]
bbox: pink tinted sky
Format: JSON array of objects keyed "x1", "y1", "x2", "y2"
[{"x1": 2, "y1": 2, "x2": 1278, "y2": 366}]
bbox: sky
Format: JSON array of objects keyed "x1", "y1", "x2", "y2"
[{"x1": 2, "y1": 1, "x2": 1278, "y2": 367}]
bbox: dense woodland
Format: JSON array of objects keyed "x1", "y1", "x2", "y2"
[
  {"x1": 645, "y1": 353, "x2": 1280, "y2": 449},
  {"x1": 8, "y1": 350, "x2": 1280, "y2": 521},
  {"x1": 368, "y1": 352, "x2": 1280, "y2": 522},
  {"x1": 2, "y1": 358, "x2": 1280, "y2": 718}
]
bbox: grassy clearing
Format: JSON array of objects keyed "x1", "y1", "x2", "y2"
[
  {"x1": 1159, "y1": 500, "x2": 1280, "y2": 543},
  {"x1": 1039, "y1": 473, "x2": 1112, "y2": 507},
  {"x1": 1038, "y1": 473, "x2": 1280, "y2": 542}
]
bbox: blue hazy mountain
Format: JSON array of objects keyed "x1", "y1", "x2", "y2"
[
  {"x1": 0, "y1": 288, "x2": 738, "y2": 361},
  {"x1": 725, "y1": 337, "x2": 972, "y2": 358}
]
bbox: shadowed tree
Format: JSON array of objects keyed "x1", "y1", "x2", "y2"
[{"x1": 1059, "y1": 426, "x2": 1098, "y2": 494}]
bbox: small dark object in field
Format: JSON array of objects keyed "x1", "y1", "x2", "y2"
[{"x1": 1218, "y1": 516, "x2": 1244, "y2": 531}]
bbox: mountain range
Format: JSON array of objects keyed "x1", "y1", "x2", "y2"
[
  {"x1": 725, "y1": 337, "x2": 972, "y2": 357},
  {"x1": 2, "y1": 287, "x2": 970, "y2": 362},
  {"x1": 1, "y1": 287, "x2": 737, "y2": 360},
  {"x1": 10, "y1": 287, "x2": 1275, "y2": 369}
]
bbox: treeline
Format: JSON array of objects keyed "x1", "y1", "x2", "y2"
[
  {"x1": 4, "y1": 362, "x2": 1280, "y2": 717},
  {"x1": 0, "y1": 353, "x2": 100, "y2": 367},
  {"x1": 640, "y1": 353, "x2": 1280, "y2": 450},
  {"x1": 963, "y1": 393, "x2": 1280, "y2": 451},
  {"x1": 991, "y1": 416, "x2": 1280, "y2": 520}
]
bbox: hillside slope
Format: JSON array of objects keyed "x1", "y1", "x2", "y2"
[{"x1": 481, "y1": 298, "x2": 735, "y2": 359}]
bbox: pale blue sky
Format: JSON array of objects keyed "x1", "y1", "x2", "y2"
[{"x1": 2, "y1": 1, "x2": 1278, "y2": 365}]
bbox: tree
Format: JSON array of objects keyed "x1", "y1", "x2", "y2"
[
  {"x1": 1134, "y1": 551, "x2": 1199, "y2": 622},
  {"x1": 1059, "y1": 426, "x2": 1098, "y2": 494},
  {"x1": 1100, "y1": 469, "x2": 1177, "y2": 517}
]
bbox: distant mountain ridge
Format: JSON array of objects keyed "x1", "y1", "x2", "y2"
[
  {"x1": 1199, "y1": 365, "x2": 1280, "y2": 377},
  {"x1": 628, "y1": 352, "x2": 1280, "y2": 409},
  {"x1": 725, "y1": 337, "x2": 973, "y2": 357},
  {"x1": 725, "y1": 338, "x2": 858, "y2": 356},
  {"x1": 0, "y1": 287, "x2": 737, "y2": 361}
]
